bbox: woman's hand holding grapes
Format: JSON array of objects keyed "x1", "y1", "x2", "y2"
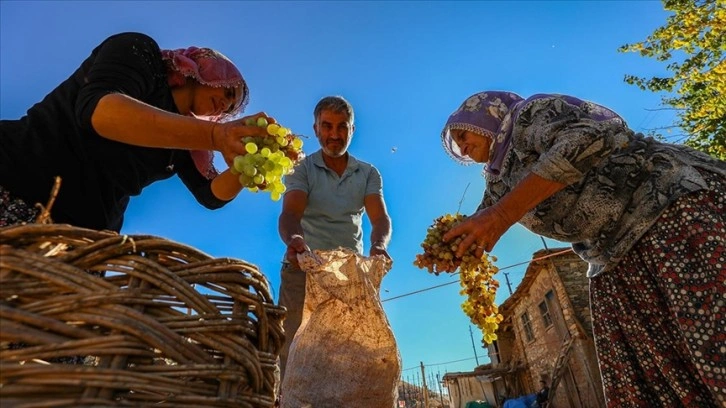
[
  {"x1": 443, "y1": 204, "x2": 515, "y2": 258},
  {"x1": 212, "y1": 112, "x2": 276, "y2": 166}
]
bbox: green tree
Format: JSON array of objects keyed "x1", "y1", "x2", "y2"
[{"x1": 619, "y1": 0, "x2": 725, "y2": 159}]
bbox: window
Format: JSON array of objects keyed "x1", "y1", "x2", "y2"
[
  {"x1": 539, "y1": 300, "x2": 553, "y2": 328},
  {"x1": 490, "y1": 340, "x2": 501, "y2": 365},
  {"x1": 521, "y1": 312, "x2": 534, "y2": 342}
]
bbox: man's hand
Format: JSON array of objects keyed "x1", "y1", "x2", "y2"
[
  {"x1": 370, "y1": 242, "x2": 392, "y2": 260},
  {"x1": 285, "y1": 234, "x2": 310, "y2": 268}
]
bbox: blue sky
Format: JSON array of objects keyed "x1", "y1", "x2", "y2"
[{"x1": 1, "y1": 1, "x2": 676, "y2": 380}]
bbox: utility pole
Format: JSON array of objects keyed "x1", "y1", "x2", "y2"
[
  {"x1": 436, "y1": 372, "x2": 445, "y2": 407},
  {"x1": 430, "y1": 372, "x2": 437, "y2": 404},
  {"x1": 503, "y1": 272, "x2": 513, "y2": 295},
  {"x1": 406, "y1": 374, "x2": 412, "y2": 403},
  {"x1": 420, "y1": 361, "x2": 430, "y2": 408},
  {"x1": 469, "y1": 326, "x2": 480, "y2": 366}
]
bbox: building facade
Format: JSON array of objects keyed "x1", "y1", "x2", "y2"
[
  {"x1": 488, "y1": 248, "x2": 605, "y2": 407},
  {"x1": 444, "y1": 248, "x2": 606, "y2": 408},
  {"x1": 442, "y1": 369, "x2": 498, "y2": 408}
]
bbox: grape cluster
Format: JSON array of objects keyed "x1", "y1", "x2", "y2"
[
  {"x1": 413, "y1": 213, "x2": 504, "y2": 344},
  {"x1": 460, "y1": 259, "x2": 503, "y2": 345},
  {"x1": 413, "y1": 213, "x2": 476, "y2": 274},
  {"x1": 232, "y1": 117, "x2": 305, "y2": 201}
]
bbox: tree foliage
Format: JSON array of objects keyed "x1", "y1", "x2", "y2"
[{"x1": 619, "y1": 0, "x2": 725, "y2": 159}]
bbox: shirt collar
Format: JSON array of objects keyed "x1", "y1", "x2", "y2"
[{"x1": 311, "y1": 149, "x2": 359, "y2": 173}]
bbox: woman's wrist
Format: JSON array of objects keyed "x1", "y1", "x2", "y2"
[{"x1": 209, "y1": 122, "x2": 218, "y2": 151}]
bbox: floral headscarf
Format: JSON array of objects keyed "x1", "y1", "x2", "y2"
[
  {"x1": 162, "y1": 46, "x2": 249, "y2": 180},
  {"x1": 442, "y1": 91, "x2": 624, "y2": 175},
  {"x1": 441, "y1": 91, "x2": 524, "y2": 173},
  {"x1": 162, "y1": 46, "x2": 249, "y2": 116}
]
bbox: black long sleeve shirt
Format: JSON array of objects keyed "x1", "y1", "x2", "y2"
[{"x1": 0, "y1": 32, "x2": 228, "y2": 231}]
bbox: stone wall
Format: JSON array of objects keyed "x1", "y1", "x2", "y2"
[{"x1": 550, "y1": 253, "x2": 593, "y2": 334}]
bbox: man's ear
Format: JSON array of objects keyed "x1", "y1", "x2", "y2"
[{"x1": 350, "y1": 123, "x2": 356, "y2": 134}]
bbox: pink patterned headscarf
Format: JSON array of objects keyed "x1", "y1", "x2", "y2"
[{"x1": 162, "y1": 46, "x2": 249, "y2": 180}]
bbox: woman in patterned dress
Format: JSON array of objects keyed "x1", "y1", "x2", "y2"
[{"x1": 440, "y1": 91, "x2": 725, "y2": 407}]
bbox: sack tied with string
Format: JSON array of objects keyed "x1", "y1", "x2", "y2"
[{"x1": 280, "y1": 248, "x2": 401, "y2": 408}]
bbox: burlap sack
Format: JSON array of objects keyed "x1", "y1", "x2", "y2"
[{"x1": 280, "y1": 248, "x2": 400, "y2": 408}]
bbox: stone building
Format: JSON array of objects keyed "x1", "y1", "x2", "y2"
[
  {"x1": 442, "y1": 366, "x2": 502, "y2": 408},
  {"x1": 443, "y1": 248, "x2": 606, "y2": 407},
  {"x1": 485, "y1": 247, "x2": 606, "y2": 408}
]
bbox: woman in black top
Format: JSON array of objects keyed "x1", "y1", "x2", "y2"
[{"x1": 0, "y1": 32, "x2": 270, "y2": 231}]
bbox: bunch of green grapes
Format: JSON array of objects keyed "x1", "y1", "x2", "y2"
[
  {"x1": 232, "y1": 117, "x2": 305, "y2": 201},
  {"x1": 413, "y1": 213, "x2": 503, "y2": 344},
  {"x1": 459, "y1": 259, "x2": 503, "y2": 345}
]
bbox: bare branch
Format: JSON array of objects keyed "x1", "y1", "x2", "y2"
[
  {"x1": 660, "y1": 133, "x2": 689, "y2": 141},
  {"x1": 643, "y1": 125, "x2": 683, "y2": 131},
  {"x1": 643, "y1": 107, "x2": 683, "y2": 112},
  {"x1": 35, "y1": 176, "x2": 61, "y2": 224}
]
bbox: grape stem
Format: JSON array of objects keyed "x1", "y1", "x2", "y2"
[{"x1": 457, "y1": 182, "x2": 470, "y2": 214}]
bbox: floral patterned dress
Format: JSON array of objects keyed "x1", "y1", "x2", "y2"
[
  {"x1": 480, "y1": 96, "x2": 725, "y2": 407},
  {"x1": 0, "y1": 185, "x2": 39, "y2": 227}
]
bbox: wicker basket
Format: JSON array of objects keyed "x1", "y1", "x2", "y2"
[{"x1": 0, "y1": 224, "x2": 285, "y2": 407}]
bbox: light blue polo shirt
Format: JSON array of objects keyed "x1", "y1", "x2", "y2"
[{"x1": 284, "y1": 150, "x2": 383, "y2": 254}]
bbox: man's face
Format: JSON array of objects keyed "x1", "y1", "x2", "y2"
[{"x1": 313, "y1": 109, "x2": 354, "y2": 158}]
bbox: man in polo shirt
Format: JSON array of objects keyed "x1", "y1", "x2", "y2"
[{"x1": 277, "y1": 95, "x2": 393, "y2": 383}]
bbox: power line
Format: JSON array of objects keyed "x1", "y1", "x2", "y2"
[
  {"x1": 402, "y1": 355, "x2": 485, "y2": 372},
  {"x1": 401, "y1": 338, "x2": 571, "y2": 372},
  {"x1": 382, "y1": 248, "x2": 572, "y2": 303},
  {"x1": 382, "y1": 278, "x2": 460, "y2": 302}
]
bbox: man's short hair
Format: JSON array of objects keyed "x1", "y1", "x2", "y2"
[{"x1": 314, "y1": 96, "x2": 354, "y2": 125}]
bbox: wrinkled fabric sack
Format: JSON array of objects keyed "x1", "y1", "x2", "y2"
[{"x1": 280, "y1": 248, "x2": 401, "y2": 408}]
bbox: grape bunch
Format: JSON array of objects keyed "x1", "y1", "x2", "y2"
[
  {"x1": 232, "y1": 117, "x2": 305, "y2": 201},
  {"x1": 460, "y1": 260, "x2": 503, "y2": 345},
  {"x1": 413, "y1": 213, "x2": 504, "y2": 344},
  {"x1": 413, "y1": 213, "x2": 478, "y2": 275}
]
